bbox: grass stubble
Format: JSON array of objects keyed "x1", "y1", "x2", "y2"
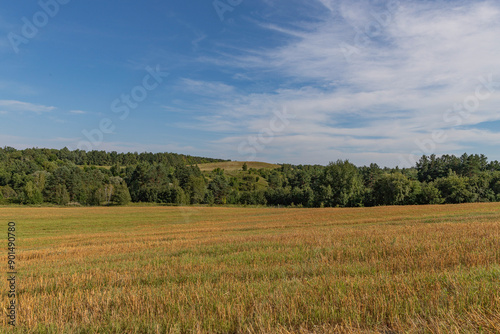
[{"x1": 0, "y1": 203, "x2": 499, "y2": 333}]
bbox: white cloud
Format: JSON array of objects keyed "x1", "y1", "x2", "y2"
[
  {"x1": 0, "y1": 100, "x2": 56, "y2": 114},
  {"x1": 193, "y1": 0, "x2": 500, "y2": 166},
  {"x1": 69, "y1": 110, "x2": 87, "y2": 114}
]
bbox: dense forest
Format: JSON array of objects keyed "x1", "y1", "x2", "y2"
[{"x1": 0, "y1": 147, "x2": 499, "y2": 207}]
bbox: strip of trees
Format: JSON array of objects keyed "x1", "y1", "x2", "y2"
[{"x1": 0, "y1": 147, "x2": 499, "y2": 207}]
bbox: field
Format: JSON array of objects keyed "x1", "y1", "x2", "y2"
[
  {"x1": 1, "y1": 204, "x2": 500, "y2": 333},
  {"x1": 196, "y1": 161, "x2": 280, "y2": 172}
]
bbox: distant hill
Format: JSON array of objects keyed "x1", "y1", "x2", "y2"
[
  {"x1": 0, "y1": 146, "x2": 228, "y2": 166},
  {"x1": 196, "y1": 161, "x2": 280, "y2": 172}
]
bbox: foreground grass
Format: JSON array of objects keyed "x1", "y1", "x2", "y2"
[{"x1": 0, "y1": 204, "x2": 499, "y2": 333}]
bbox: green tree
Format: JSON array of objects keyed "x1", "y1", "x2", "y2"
[
  {"x1": 204, "y1": 191, "x2": 215, "y2": 205},
  {"x1": 185, "y1": 175, "x2": 206, "y2": 204},
  {"x1": 172, "y1": 186, "x2": 189, "y2": 205},
  {"x1": 53, "y1": 184, "x2": 70, "y2": 205},
  {"x1": 20, "y1": 181, "x2": 43, "y2": 204},
  {"x1": 490, "y1": 172, "x2": 500, "y2": 200},
  {"x1": 435, "y1": 172, "x2": 474, "y2": 204},
  {"x1": 418, "y1": 182, "x2": 444, "y2": 205},
  {"x1": 373, "y1": 173, "x2": 413, "y2": 206},
  {"x1": 111, "y1": 178, "x2": 131, "y2": 205},
  {"x1": 110, "y1": 163, "x2": 121, "y2": 177},
  {"x1": 468, "y1": 173, "x2": 495, "y2": 202},
  {"x1": 208, "y1": 174, "x2": 230, "y2": 204},
  {"x1": 0, "y1": 185, "x2": 16, "y2": 201},
  {"x1": 82, "y1": 169, "x2": 108, "y2": 205},
  {"x1": 319, "y1": 160, "x2": 364, "y2": 207},
  {"x1": 267, "y1": 171, "x2": 284, "y2": 189}
]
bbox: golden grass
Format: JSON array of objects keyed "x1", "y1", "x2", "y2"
[
  {"x1": 0, "y1": 203, "x2": 500, "y2": 333},
  {"x1": 196, "y1": 161, "x2": 280, "y2": 172}
]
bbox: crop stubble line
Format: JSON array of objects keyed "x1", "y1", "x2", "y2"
[{"x1": 0, "y1": 203, "x2": 499, "y2": 333}]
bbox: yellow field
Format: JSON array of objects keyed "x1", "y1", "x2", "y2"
[
  {"x1": 1, "y1": 204, "x2": 500, "y2": 333},
  {"x1": 196, "y1": 161, "x2": 280, "y2": 171}
]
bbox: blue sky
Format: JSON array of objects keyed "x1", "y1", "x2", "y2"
[{"x1": 1, "y1": 0, "x2": 499, "y2": 167}]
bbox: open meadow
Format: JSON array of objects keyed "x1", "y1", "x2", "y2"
[{"x1": 1, "y1": 203, "x2": 500, "y2": 333}]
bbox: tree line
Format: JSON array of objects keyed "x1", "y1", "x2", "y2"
[{"x1": 1, "y1": 147, "x2": 499, "y2": 207}]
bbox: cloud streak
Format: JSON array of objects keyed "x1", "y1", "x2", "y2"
[
  {"x1": 69, "y1": 110, "x2": 87, "y2": 115},
  {"x1": 0, "y1": 100, "x2": 56, "y2": 114}
]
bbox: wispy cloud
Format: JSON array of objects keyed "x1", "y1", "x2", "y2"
[
  {"x1": 69, "y1": 110, "x2": 87, "y2": 115},
  {"x1": 192, "y1": 0, "x2": 500, "y2": 166},
  {"x1": 179, "y1": 79, "x2": 235, "y2": 97},
  {"x1": 2, "y1": 1, "x2": 498, "y2": 166},
  {"x1": 0, "y1": 100, "x2": 56, "y2": 114}
]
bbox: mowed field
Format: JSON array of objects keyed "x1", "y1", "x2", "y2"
[
  {"x1": 1, "y1": 204, "x2": 500, "y2": 333},
  {"x1": 196, "y1": 161, "x2": 280, "y2": 172}
]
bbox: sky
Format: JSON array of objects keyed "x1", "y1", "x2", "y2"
[{"x1": 0, "y1": 0, "x2": 499, "y2": 167}]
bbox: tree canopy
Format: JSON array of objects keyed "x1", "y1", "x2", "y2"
[{"x1": 1, "y1": 147, "x2": 499, "y2": 208}]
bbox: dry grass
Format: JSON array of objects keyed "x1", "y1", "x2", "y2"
[
  {"x1": 196, "y1": 161, "x2": 280, "y2": 172},
  {"x1": 1, "y1": 203, "x2": 500, "y2": 333}
]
